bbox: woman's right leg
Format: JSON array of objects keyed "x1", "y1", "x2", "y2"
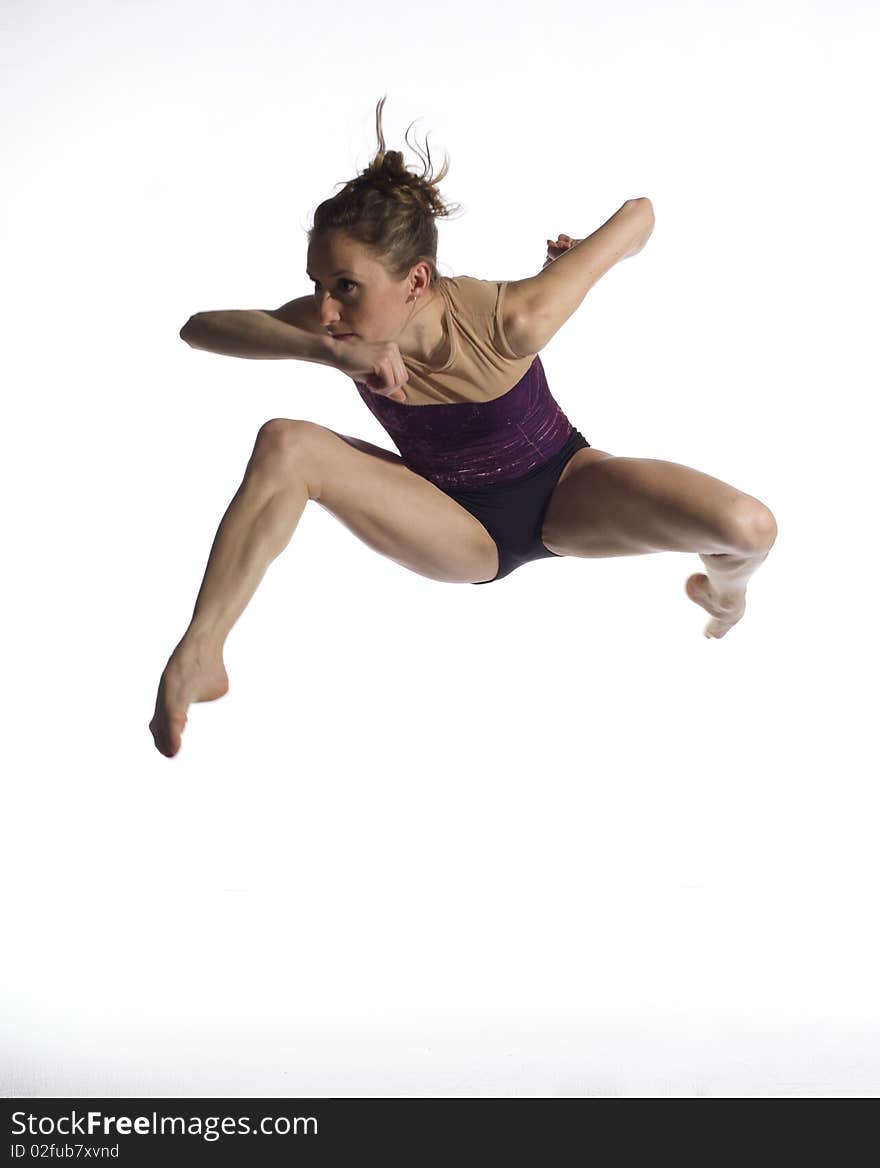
[{"x1": 149, "y1": 418, "x2": 499, "y2": 757}]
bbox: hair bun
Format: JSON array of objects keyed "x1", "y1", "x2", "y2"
[{"x1": 308, "y1": 95, "x2": 463, "y2": 288}]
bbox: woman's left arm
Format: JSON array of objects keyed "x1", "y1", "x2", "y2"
[{"x1": 503, "y1": 198, "x2": 654, "y2": 357}]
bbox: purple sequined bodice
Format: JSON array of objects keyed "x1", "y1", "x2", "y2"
[{"x1": 354, "y1": 355, "x2": 574, "y2": 490}]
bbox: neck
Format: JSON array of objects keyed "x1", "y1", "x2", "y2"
[{"x1": 397, "y1": 283, "x2": 444, "y2": 362}]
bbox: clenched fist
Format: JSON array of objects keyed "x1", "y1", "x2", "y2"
[
  {"x1": 329, "y1": 337, "x2": 409, "y2": 403},
  {"x1": 543, "y1": 234, "x2": 583, "y2": 269}
]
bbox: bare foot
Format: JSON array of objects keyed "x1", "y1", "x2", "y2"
[
  {"x1": 149, "y1": 642, "x2": 229, "y2": 757},
  {"x1": 685, "y1": 573, "x2": 746, "y2": 639}
]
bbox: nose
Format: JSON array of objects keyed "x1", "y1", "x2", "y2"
[{"x1": 317, "y1": 291, "x2": 343, "y2": 326}]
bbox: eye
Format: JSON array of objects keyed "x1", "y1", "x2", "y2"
[{"x1": 312, "y1": 279, "x2": 356, "y2": 293}]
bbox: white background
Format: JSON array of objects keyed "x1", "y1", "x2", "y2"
[{"x1": 2, "y1": 0, "x2": 878, "y2": 1097}]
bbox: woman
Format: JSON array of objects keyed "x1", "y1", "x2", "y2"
[{"x1": 149, "y1": 97, "x2": 777, "y2": 758}]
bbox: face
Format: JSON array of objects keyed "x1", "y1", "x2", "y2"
[{"x1": 306, "y1": 230, "x2": 432, "y2": 342}]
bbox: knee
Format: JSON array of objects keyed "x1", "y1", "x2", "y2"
[
  {"x1": 729, "y1": 497, "x2": 778, "y2": 553},
  {"x1": 247, "y1": 420, "x2": 328, "y2": 493},
  {"x1": 254, "y1": 418, "x2": 323, "y2": 464}
]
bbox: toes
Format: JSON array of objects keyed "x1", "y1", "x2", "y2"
[
  {"x1": 149, "y1": 712, "x2": 184, "y2": 757},
  {"x1": 703, "y1": 615, "x2": 734, "y2": 639}
]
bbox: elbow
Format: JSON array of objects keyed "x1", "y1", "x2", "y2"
[
  {"x1": 626, "y1": 196, "x2": 654, "y2": 218},
  {"x1": 179, "y1": 313, "x2": 202, "y2": 345}
]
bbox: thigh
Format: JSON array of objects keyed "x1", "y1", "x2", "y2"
[
  {"x1": 541, "y1": 447, "x2": 760, "y2": 557},
  {"x1": 304, "y1": 424, "x2": 500, "y2": 584}
]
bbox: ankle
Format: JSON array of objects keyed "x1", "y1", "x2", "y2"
[
  {"x1": 175, "y1": 626, "x2": 225, "y2": 662},
  {"x1": 699, "y1": 549, "x2": 767, "y2": 602}
]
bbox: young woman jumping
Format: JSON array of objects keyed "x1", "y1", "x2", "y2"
[{"x1": 149, "y1": 96, "x2": 777, "y2": 758}]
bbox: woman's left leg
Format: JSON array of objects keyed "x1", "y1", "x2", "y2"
[{"x1": 540, "y1": 448, "x2": 778, "y2": 638}]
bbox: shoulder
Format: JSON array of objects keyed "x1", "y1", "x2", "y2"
[
  {"x1": 438, "y1": 274, "x2": 502, "y2": 316},
  {"x1": 440, "y1": 274, "x2": 534, "y2": 361}
]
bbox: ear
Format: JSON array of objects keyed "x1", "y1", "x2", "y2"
[{"x1": 409, "y1": 258, "x2": 433, "y2": 296}]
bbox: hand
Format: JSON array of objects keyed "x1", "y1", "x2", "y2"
[
  {"x1": 543, "y1": 234, "x2": 583, "y2": 269},
  {"x1": 329, "y1": 337, "x2": 409, "y2": 403}
]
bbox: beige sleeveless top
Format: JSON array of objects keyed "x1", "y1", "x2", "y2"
[{"x1": 392, "y1": 275, "x2": 535, "y2": 406}]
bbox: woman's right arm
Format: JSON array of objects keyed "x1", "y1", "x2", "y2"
[
  {"x1": 180, "y1": 296, "x2": 336, "y2": 363},
  {"x1": 180, "y1": 296, "x2": 410, "y2": 397}
]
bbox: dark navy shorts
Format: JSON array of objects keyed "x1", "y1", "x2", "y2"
[{"x1": 442, "y1": 427, "x2": 590, "y2": 584}]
